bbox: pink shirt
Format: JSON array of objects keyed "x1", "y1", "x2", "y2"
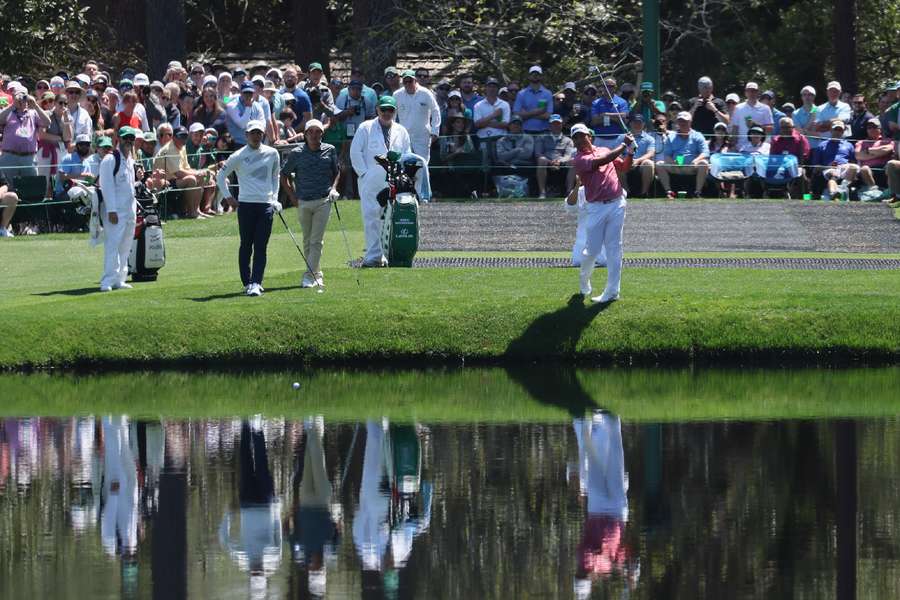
[
  {"x1": 855, "y1": 138, "x2": 894, "y2": 168},
  {"x1": 2, "y1": 109, "x2": 39, "y2": 153},
  {"x1": 574, "y1": 145, "x2": 624, "y2": 203}
]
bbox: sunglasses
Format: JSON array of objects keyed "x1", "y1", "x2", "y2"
[
  {"x1": 36, "y1": 84, "x2": 48, "y2": 90},
  {"x1": 67, "y1": 90, "x2": 82, "y2": 95},
  {"x1": 380, "y1": 107, "x2": 395, "y2": 113},
  {"x1": 58, "y1": 101, "x2": 68, "y2": 106},
  {"x1": 385, "y1": 74, "x2": 397, "y2": 79},
  {"x1": 120, "y1": 136, "x2": 135, "y2": 141}
]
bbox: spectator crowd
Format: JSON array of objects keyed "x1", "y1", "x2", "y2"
[{"x1": 1, "y1": 58, "x2": 900, "y2": 237}]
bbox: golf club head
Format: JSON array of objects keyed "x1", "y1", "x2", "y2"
[{"x1": 588, "y1": 65, "x2": 600, "y2": 75}]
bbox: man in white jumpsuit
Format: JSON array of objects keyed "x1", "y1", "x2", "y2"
[
  {"x1": 98, "y1": 126, "x2": 138, "y2": 292},
  {"x1": 349, "y1": 96, "x2": 411, "y2": 267},
  {"x1": 393, "y1": 69, "x2": 440, "y2": 159}
]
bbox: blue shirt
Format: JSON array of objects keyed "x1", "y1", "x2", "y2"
[
  {"x1": 793, "y1": 106, "x2": 814, "y2": 130},
  {"x1": 280, "y1": 86, "x2": 314, "y2": 128},
  {"x1": 811, "y1": 138, "x2": 855, "y2": 166},
  {"x1": 462, "y1": 93, "x2": 484, "y2": 112},
  {"x1": 615, "y1": 130, "x2": 655, "y2": 158},
  {"x1": 55, "y1": 152, "x2": 88, "y2": 194},
  {"x1": 590, "y1": 95, "x2": 630, "y2": 138},
  {"x1": 336, "y1": 86, "x2": 379, "y2": 118},
  {"x1": 663, "y1": 129, "x2": 710, "y2": 162},
  {"x1": 513, "y1": 85, "x2": 554, "y2": 132}
]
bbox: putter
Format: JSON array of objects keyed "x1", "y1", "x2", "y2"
[
  {"x1": 331, "y1": 201, "x2": 361, "y2": 287},
  {"x1": 276, "y1": 209, "x2": 323, "y2": 292}
]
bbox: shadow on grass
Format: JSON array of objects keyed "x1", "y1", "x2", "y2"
[
  {"x1": 189, "y1": 285, "x2": 298, "y2": 302},
  {"x1": 33, "y1": 287, "x2": 103, "y2": 297},
  {"x1": 504, "y1": 293, "x2": 612, "y2": 416}
]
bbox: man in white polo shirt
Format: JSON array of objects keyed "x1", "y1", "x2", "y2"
[
  {"x1": 730, "y1": 82, "x2": 774, "y2": 152},
  {"x1": 473, "y1": 77, "x2": 510, "y2": 166}
]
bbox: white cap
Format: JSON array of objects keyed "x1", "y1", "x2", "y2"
[
  {"x1": 448, "y1": 90, "x2": 462, "y2": 99},
  {"x1": 74, "y1": 133, "x2": 92, "y2": 143},
  {"x1": 304, "y1": 119, "x2": 324, "y2": 131},
  {"x1": 801, "y1": 85, "x2": 816, "y2": 96},
  {"x1": 267, "y1": 68, "x2": 283, "y2": 79},
  {"x1": 245, "y1": 119, "x2": 266, "y2": 133},
  {"x1": 676, "y1": 111, "x2": 692, "y2": 121},
  {"x1": 251, "y1": 74, "x2": 265, "y2": 84},
  {"x1": 50, "y1": 76, "x2": 65, "y2": 88},
  {"x1": 75, "y1": 73, "x2": 91, "y2": 86},
  {"x1": 105, "y1": 87, "x2": 119, "y2": 97},
  {"x1": 831, "y1": 120, "x2": 846, "y2": 129},
  {"x1": 698, "y1": 76, "x2": 713, "y2": 86},
  {"x1": 189, "y1": 122, "x2": 205, "y2": 133},
  {"x1": 7, "y1": 82, "x2": 24, "y2": 95},
  {"x1": 202, "y1": 75, "x2": 217, "y2": 86},
  {"x1": 133, "y1": 73, "x2": 150, "y2": 86},
  {"x1": 563, "y1": 81, "x2": 576, "y2": 91},
  {"x1": 529, "y1": 65, "x2": 542, "y2": 74},
  {"x1": 725, "y1": 93, "x2": 740, "y2": 103},
  {"x1": 218, "y1": 72, "x2": 232, "y2": 81},
  {"x1": 281, "y1": 92, "x2": 295, "y2": 102},
  {"x1": 827, "y1": 80, "x2": 842, "y2": 92},
  {"x1": 745, "y1": 81, "x2": 759, "y2": 90},
  {"x1": 570, "y1": 123, "x2": 592, "y2": 137},
  {"x1": 150, "y1": 80, "x2": 164, "y2": 91},
  {"x1": 167, "y1": 60, "x2": 183, "y2": 71}
]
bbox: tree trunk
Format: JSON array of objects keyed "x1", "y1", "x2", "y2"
[
  {"x1": 351, "y1": 0, "x2": 398, "y2": 82},
  {"x1": 835, "y1": 420, "x2": 857, "y2": 600},
  {"x1": 293, "y1": 0, "x2": 331, "y2": 75},
  {"x1": 833, "y1": 0, "x2": 858, "y2": 93},
  {"x1": 145, "y1": 0, "x2": 186, "y2": 79},
  {"x1": 98, "y1": 0, "x2": 147, "y2": 55}
]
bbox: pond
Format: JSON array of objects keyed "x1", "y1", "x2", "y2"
[{"x1": 1, "y1": 367, "x2": 899, "y2": 599}]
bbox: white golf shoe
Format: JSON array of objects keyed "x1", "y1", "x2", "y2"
[
  {"x1": 0, "y1": 227, "x2": 13, "y2": 238},
  {"x1": 591, "y1": 292, "x2": 620, "y2": 304},
  {"x1": 99, "y1": 285, "x2": 112, "y2": 292},
  {"x1": 112, "y1": 282, "x2": 133, "y2": 290},
  {"x1": 246, "y1": 283, "x2": 262, "y2": 297},
  {"x1": 301, "y1": 272, "x2": 316, "y2": 288}
]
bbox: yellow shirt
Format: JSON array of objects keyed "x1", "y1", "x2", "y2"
[{"x1": 153, "y1": 141, "x2": 189, "y2": 178}]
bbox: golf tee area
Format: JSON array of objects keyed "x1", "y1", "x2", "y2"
[{"x1": 2, "y1": 198, "x2": 899, "y2": 370}]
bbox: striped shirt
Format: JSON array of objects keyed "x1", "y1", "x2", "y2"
[{"x1": 281, "y1": 142, "x2": 338, "y2": 200}]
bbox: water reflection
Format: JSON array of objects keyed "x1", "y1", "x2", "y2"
[{"x1": 1, "y1": 413, "x2": 899, "y2": 599}]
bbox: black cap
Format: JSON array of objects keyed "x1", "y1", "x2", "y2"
[
  {"x1": 173, "y1": 126, "x2": 189, "y2": 138},
  {"x1": 485, "y1": 77, "x2": 500, "y2": 86},
  {"x1": 233, "y1": 68, "x2": 247, "y2": 76}
]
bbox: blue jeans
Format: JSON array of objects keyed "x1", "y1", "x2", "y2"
[{"x1": 237, "y1": 202, "x2": 274, "y2": 286}]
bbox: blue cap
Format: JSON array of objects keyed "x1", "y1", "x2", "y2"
[
  {"x1": 240, "y1": 81, "x2": 255, "y2": 93},
  {"x1": 549, "y1": 113, "x2": 562, "y2": 123}
]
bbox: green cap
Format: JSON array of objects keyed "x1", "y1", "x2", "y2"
[
  {"x1": 97, "y1": 136, "x2": 113, "y2": 148},
  {"x1": 142, "y1": 132, "x2": 157, "y2": 143},
  {"x1": 640, "y1": 81, "x2": 654, "y2": 92},
  {"x1": 0, "y1": 98, "x2": 8, "y2": 108},
  {"x1": 118, "y1": 126, "x2": 136, "y2": 138},
  {"x1": 308, "y1": 62, "x2": 323, "y2": 72},
  {"x1": 378, "y1": 95, "x2": 397, "y2": 109},
  {"x1": 401, "y1": 69, "x2": 416, "y2": 79}
]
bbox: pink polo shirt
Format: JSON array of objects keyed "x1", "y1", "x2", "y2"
[
  {"x1": 574, "y1": 145, "x2": 625, "y2": 203},
  {"x1": 2, "y1": 109, "x2": 39, "y2": 153}
]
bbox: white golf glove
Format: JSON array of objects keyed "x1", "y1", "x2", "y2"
[
  {"x1": 272, "y1": 200, "x2": 283, "y2": 213},
  {"x1": 327, "y1": 187, "x2": 340, "y2": 202}
]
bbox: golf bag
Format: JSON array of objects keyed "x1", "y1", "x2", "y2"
[
  {"x1": 375, "y1": 153, "x2": 420, "y2": 267},
  {"x1": 128, "y1": 183, "x2": 166, "y2": 281}
]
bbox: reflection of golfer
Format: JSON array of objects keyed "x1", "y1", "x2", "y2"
[
  {"x1": 101, "y1": 416, "x2": 139, "y2": 557},
  {"x1": 564, "y1": 176, "x2": 606, "y2": 268},
  {"x1": 353, "y1": 420, "x2": 391, "y2": 572},
  {"x1": 573, "y1": 412, "x2": 635, "y2": 599},
  {"x1": 570, "y1": 123, "x2": 633, "y2": 303},
  {"x1": 216, "y1": 119, "x2": 281, "y2": 297}
]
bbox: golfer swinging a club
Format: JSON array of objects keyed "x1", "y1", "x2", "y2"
[
  {"x1": 569, "y1": 123, "x2": 634, "y2": 303},
  {"x1": 217, "y1": 119, "x2": 281, "y2": 297}
]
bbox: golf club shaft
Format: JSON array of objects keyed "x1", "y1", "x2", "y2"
[
  {"x1": 332, "y1": 201, "x2": 361, "y2": 286},
  {"x1": 593, "y1": 65, "x2": 629, "y2": 132},
  {"x1": 276, "y1": 209, "x2": 319, "y2": 283}
]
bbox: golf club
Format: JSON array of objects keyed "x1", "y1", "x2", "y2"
[
  {"x1": 276, "y1": 208, "x2": 323, "y2": 292},
  {"x1": 331, "y1": 201, "x2": 361, "y2": 287},
  {"x1": 590, "y1": 64, "x2": 629, "y2": 132}
]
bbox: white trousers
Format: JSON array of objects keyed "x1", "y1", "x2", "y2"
[
  {"x1": 409, "y1": 137, "x2": 432, "y2": 163},
  {"x1": 572, "y1": 219, "x2": 607, "y2": 267},
  {"x1": 101, "y1": 213, "x2": 135, "y2": 289},
  {"x1": 579, "y1": 197, "x2": 626, "y2": 298},
  {"x1": 359, "y1": 172, "x2": 387, "y2": 263}
]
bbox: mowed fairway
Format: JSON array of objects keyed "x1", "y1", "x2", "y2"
[{"x1": 2, "y1": 201, "x2": 899, "y2": 369}]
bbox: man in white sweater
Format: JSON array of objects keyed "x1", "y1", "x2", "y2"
[
  {"x1": 217, "y1": 120, "x2": 281, "y2": 296},
  {"x1": 98, "y1": 127, "x2": 138, "y2": 292}
]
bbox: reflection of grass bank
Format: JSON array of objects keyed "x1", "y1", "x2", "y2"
[
  {"x1": 2, "y1": 206, "x2": 899, "y2": 370},
  {"x1": 1, "y1": 367, "x2": 899, "y2": 423}
]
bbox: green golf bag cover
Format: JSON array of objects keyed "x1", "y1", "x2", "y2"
[{"x1": 381, "y1": 192, "x2": 419, "y2": 267}]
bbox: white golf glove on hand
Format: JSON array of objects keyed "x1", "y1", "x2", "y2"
[
  {"x1": 272, "y1": 200, "x2": 283, "y2": 213},
  {"x1": 327, "y1": 187, "x2": 340, "y2": 202}
]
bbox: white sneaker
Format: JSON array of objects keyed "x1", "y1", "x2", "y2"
[
  {"x1": 246, "y1": 283, "x2": 262, "y2": 297},
  {"x1": 301, "y1": 272, "x2": 316, "y2": 288},
  {"x1": 538, "y1": 192, "x2": 547, "y2": 199},
  {"x1": 315, "y1": 273, "x2": 324, "y2": 287},
  {"x1": 592, "y1": 292, "x2": 620, "y2": 304},
  {"x1": 99, "y1": 285, "x2": 112, "y2": 292},
  {"x1": 112, "y1": 282, "x2": 133, "y2": 290},
  {"x1": 0, "y1": 227, "x2": 12, "y2": 238}
]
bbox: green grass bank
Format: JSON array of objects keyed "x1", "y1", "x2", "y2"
[{"x1": 2, "y1": 202, "x2": 899, "y2": 370}]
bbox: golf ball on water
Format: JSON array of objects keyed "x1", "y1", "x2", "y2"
[{"x1": 292, "y1": 382, "x2": 300, "y2": 390}]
